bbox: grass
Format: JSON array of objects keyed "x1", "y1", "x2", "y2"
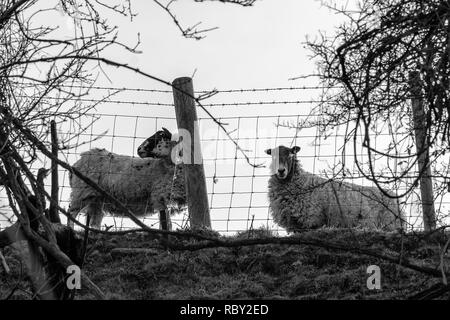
[{"x1": 1, "y1": 227, "x2": 449, "y2": 300}]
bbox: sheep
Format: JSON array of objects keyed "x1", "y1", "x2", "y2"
[
  {"x1": 68, "y1": 129, "x2": 185, "y2": 229},
  {"x1": 265, "y1": 145, "x2": 404, "y2": 232}
]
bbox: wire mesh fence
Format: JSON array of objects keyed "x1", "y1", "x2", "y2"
[{"x1": 1, "y1": 84, "x2": 449, "y2": 235}]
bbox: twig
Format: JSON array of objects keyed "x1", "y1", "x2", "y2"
[
  {"x1": 0, "y1": 250, "x2": 10, "y2": 274},
  {"x1": 439, "y1": 237, "x2": 450, "y2": 285}
]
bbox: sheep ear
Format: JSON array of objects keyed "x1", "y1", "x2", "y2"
[
  {"x1": 171, "y1": 132, "x2": 179, "y2": 142},
  {"x1": 162, "y1": 127, "x2": 172, "y2": 137},
  {"x1": 265, "y1": 149, "x2": 272, "y2": 155},
  {"x1": 291, "y1": 146, "x2": 300, "y2": 154}
]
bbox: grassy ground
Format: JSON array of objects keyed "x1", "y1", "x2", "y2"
[{"x1": 1, "y1": 228, "x2": 449, "y2": 300}]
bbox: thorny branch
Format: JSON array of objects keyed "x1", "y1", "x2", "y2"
[
  {"x1": 152, "y1": 0, "x2": 255, "y2": 40},
  {"x1": 153, "y1": 0, "x2": 218, "y2": 40}
]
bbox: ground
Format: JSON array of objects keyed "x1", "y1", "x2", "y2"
[{"x1": 1, "y1": 228, "x2": 449, "y2": 300}]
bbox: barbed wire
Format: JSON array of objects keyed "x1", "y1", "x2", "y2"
[
  {"x1": 15, "y1": 82, "x2": 342, "y2": 93},
  {"x1": 15, "y1": 95, "x2": 327, "y2": 107},
  {"x1": 43, "y1": 112, "x2": 319, "y2": 120},
  {"x1": 15, "y1": 95, "x2": 174, "y2": 107},
  {"x1": 203, "y1": 100, "x2": 323, "y2": 107}
]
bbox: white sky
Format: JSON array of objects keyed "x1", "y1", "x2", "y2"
[{"x1": 96, "y1": 0, "x2": 342, "y2": 90}]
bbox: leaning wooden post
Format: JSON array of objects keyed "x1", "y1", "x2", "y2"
[
  {"x1": 172, "y1": 77, "x2": 211, "y2": 228},
  {"x1": 49, "y1": 120, "x2": 61, "y2": 223},
  {"x1": 409, "y1": 71, "x2": 436, "y2": 231}
]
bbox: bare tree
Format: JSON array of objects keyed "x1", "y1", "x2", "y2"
[{"x1": 304, "y1": 0, "x2": 450, "y2": 228}]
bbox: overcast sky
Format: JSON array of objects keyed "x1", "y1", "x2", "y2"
[{"x1": 81, "y1": 0, "x2": 344, "y2": 90}]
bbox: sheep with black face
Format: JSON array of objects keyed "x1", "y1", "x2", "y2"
[
  {"x1": 265, "y1": 145, "x2": 403, "y2": 232},
  {"x1": 68, "y1": 128, "x2": 185, "y2": 229}
]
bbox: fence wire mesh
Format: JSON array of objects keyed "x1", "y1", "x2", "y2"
[{"x1": 1, "y1": 85, "x2": 449, "y2": 235}]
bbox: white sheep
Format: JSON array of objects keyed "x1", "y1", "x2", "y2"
[
  {"x1": 68, "y1": 129, "x2": 185, "y2": 229},
  {"x1": 265, "y1": 145, "x2": 404, "y2": 232}
]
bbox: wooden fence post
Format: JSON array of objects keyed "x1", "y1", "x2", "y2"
[
  {"x1": 172, "y1": 77, "x2": 211, "y2": 228},
  {"x1": 49, "y1": 120, "x2": 61, "y2": 223},
  {"x1": 409, "y1": 71, "x2": 436, "y2": 231}
]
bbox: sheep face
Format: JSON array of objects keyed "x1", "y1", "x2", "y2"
[
  {"x1": 265, "y1": 145, "x2": 301, "y2": 180},
  {"x1": 137, "y1": 127, "x2": 173, "y2": 158}
]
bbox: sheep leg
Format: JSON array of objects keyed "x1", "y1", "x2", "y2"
[
  {"x1": 86, "y1": 202, "x2": 103, "y2": 229},
  {"x1": 67, "y1": 205, "x2": 80, "y2": 229},
  {"x1": 159, "y1": 209, "x2": 171, "y2": 231},
  {"x1": 81, "y1": 214, "x2": 91, "y2": 267},
  {"x1": 159, "y1": 209, "x2": 172, "y2": 248},
  {"x1": 330, "y1": 183, "x2": 351, "y2": 228}
]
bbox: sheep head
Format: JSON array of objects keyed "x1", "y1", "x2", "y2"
[
  {"x1": 265, "y1": 145, "x2": 300, "y2": 180},
  {"x1": 137, "y1": 127, "x2": 173, "y2": 158}
]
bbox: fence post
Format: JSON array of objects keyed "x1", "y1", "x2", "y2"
[
  {"x1": 49, "y1": 120, "x2": 61, "y2": 223},
  {"x1": 409, "y1": 71, "x2": 436, "y2": 231},
  {"x1": 172, "y1": 77, "x2": 211, "y2": 228}
]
